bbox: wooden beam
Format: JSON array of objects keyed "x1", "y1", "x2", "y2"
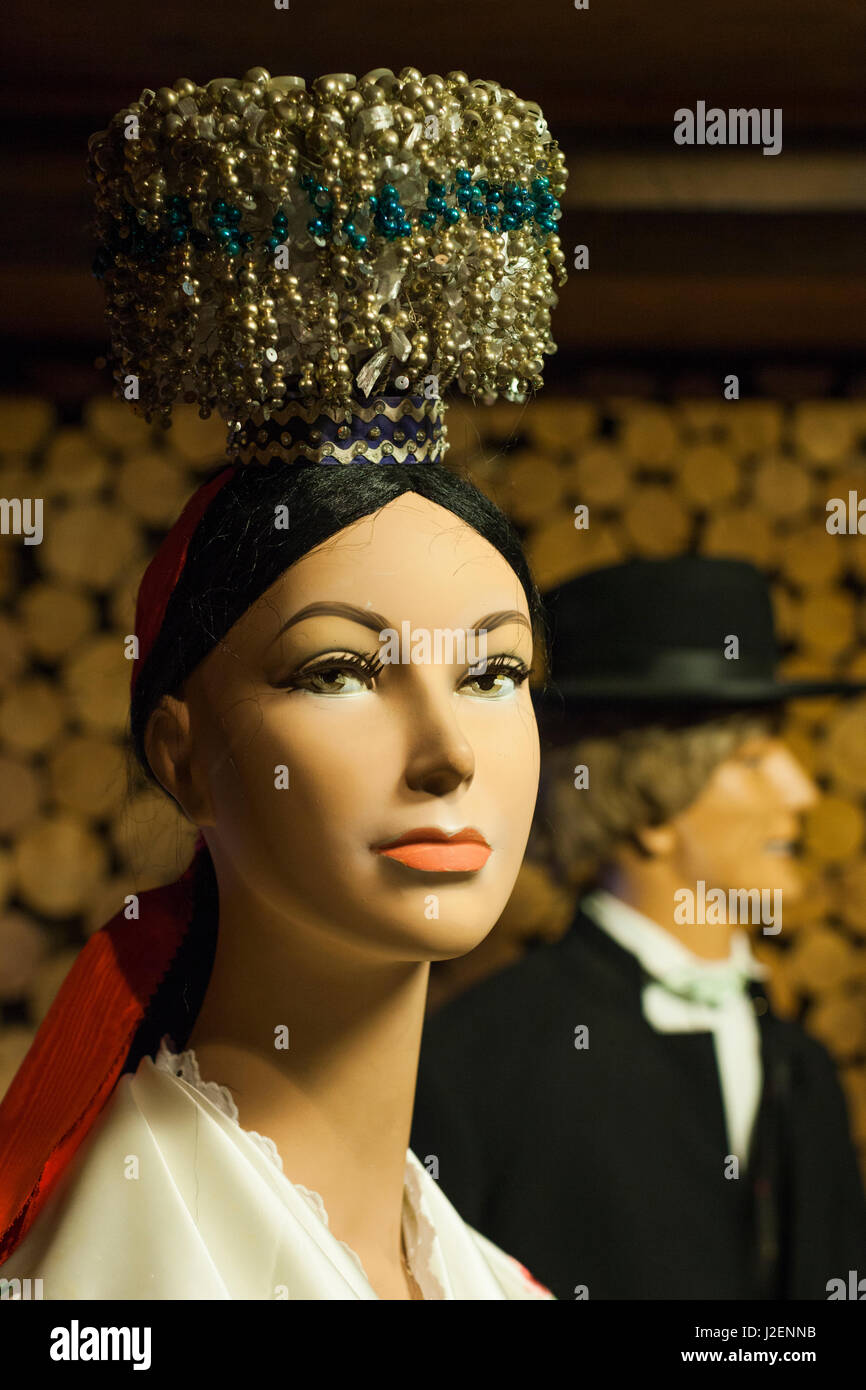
[{"x1": 564, "y1": 153, "x2": 866, "y2": 211}]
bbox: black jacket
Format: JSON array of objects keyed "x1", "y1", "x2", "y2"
[{"x1": 410, "y1": 907, "x2": 866, "y2": 1300}]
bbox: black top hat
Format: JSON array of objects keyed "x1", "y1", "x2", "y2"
[{"x1": 536, "y1": 556, "x2": 866, "y2": 707}]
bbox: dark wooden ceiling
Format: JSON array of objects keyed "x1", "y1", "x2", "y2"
[
  {"x1": 2, "y1": 0, "x2": 865, "y2": 378},
  {"x1": 5, "y1": 0, "x2": 864, "y2": 130}
]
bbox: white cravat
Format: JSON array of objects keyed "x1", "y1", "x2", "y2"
[{"x1": 582, "y1": 889, "x2": 769, "y2": 1164}]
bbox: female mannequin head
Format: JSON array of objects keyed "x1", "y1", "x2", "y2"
[
  {"x1": 93, "y1": 62, "x2": 568, "y2": 1016},
  {"x1": 134, "y1": 459, "x2": 545, "y2": 963}
]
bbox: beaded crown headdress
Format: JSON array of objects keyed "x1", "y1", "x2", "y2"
[{"x1": 87, "y1": 66, "x2": 568, "y2": 467}]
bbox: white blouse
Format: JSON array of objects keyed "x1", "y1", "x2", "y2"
[{"x1": 2, "y1": 1037, "x2": 553, "y2": 1301}]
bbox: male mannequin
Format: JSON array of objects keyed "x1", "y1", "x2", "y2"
[{"x1": 411, "y1": 556, "x2": 866, "y2": 1299}]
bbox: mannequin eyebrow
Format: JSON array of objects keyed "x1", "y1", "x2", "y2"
[
  {"x1": 474, "y1": 609, "x2": 532, "y2": 634},
  {"x1": 274, "y1": 602, "x2": 389, "y2": 637},
  {"x1": 271, "y1": 602, "x2": 531, "y2": 640}
]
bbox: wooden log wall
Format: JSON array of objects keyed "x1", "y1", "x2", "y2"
[{"x1": 0, "y1": 391, "x2": 865, "y2": 1182}]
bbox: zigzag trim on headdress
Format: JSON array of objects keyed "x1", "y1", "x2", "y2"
[
  {"x1": 228, "y1": 392, "x2": 448, "y2": 466},
  {"x1": 240, "y1": 395, "x2": 444, "y2": 428}
]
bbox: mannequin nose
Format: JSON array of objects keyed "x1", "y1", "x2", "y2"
[
  {"x1": 771, "y1": 741, "x2": 819, "y2": 811},
  {"x1": 407, "y1": 753, "x2": 475, "y2": 798},
  {"x1": 403, "y1": 689, "x2": 476, "y2": 797}
]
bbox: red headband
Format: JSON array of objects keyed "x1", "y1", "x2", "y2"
[{"x1": 131, "y1": 463, "x2": 238, "y2": 696}]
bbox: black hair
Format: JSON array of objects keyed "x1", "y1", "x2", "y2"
[{"x1": 130, "y1": 459, "x2": 547, "y2": 780}]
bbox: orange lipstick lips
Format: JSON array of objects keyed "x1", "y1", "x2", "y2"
[{"x1": 373, "y1": 827, "x2": 491, "y2": 873}]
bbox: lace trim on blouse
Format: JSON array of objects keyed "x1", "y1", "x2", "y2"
[{"x1": 153, "y1": 1035, "x2": 444, "y2": 1298}]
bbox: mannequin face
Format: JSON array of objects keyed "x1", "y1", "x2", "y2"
[
  {"x1": 152, "y1": 494, "x2": 539, "y2": 961},
  {"x1": 651, "y1": 731, "x2": 818, "y2": 901}
]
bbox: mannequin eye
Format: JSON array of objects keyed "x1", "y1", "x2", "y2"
[
  {"x1": 288, "y1": 651, "x2": 383, "y2": 695},
  {"x1": 459, "y1": 656, "x2": 530, "y2": 699}
]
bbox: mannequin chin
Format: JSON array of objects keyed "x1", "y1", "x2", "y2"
[{"x1": 146, "y1": 492, "x2": 540, "y2": 964}]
